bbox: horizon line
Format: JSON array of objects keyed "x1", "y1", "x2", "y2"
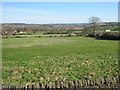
[{"x1": 1, "y1": 21, "x2": 118, "y2": 24}]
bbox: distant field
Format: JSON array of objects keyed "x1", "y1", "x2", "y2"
[
  {"x1": 2, "y1": 37, "x2": 119, "y2": 85},
  {"x1": 2, "y1": 30, "x2": 119, "y2": 39},
  {"x1": 2, "y1": 30, "x2": 83, "y2": 38}
]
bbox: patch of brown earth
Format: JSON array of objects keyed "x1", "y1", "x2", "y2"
[{"x1": 5, "y1": 45, "x2": 32, "y2": 48}]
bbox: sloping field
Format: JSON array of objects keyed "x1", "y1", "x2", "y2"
[{"x1": 2, "y1": 37, "x2": 119, "y2": 85}]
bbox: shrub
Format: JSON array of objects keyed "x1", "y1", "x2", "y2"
[
  {"x1": 86, "y1": 34, "x2": 95, "y2": 37},
  {"x1": 95, "y1": 32, "x2": 120, "y2": 40},
  {"x1": 15, "y1": 36, "x2": 22, "y2": 38},
  {"x1": 12, "y1": 33, "x2": 32, "y2": 35}
]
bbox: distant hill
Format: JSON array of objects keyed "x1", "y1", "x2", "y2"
[
  {"x1": 1, "y1": 23, "x2": 89, "y2": 25},
  {"x1": 1, "y1": 23, "x2": 26, "y2": 25},
  {"x1": 50, "y1": 23, "x2": 89, "y2": 25}
]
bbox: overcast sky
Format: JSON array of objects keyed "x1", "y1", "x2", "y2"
[{"x1": 2, "y1": 2, "x2": 118, "y2": 24}]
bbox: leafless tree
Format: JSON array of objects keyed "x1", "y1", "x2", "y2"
[{"x1": 89, "y1": 16, "x2": 101, "y2": 35}]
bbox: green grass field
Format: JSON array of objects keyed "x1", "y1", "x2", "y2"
[{"x1": 2, "y1": 36, "x2": 119, "y2": 85}]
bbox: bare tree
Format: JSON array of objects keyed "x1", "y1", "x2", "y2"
[{"x1": 89, "y1": 16, "x2": 101, "y2": 35}]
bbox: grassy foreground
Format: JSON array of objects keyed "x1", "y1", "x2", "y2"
[{"x1": 2, "y1": 37, "x2": 119, "y2": 85}]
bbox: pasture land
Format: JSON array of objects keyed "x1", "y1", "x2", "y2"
[{"x1": 2, "y1": 37, "x2": 119, "y2": 85}]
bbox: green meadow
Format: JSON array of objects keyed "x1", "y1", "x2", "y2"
[{"x1": 2, "y1": 37, "x2": 119, "y2": 85}]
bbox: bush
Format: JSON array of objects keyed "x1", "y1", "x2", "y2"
[
  {"x1": 12, "y1": 34, "x2": 16, "y2": 35},
  {"x1": 95, "y1": 32, "x2": 120, "y2": 40},
  {"x1": 12, "y1": 33, "x2": 32, "y2": 35},
  {"x1": 76, "y1": 34, "x2": 83, "y2": 36},
  {"x1": 15, "y1": 36, "x2": 22, "y2": 38},
  {"x1": 86, "y1": 34, "x2": 95, "y2": 37}
]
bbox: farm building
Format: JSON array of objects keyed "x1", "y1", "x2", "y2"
[{"x1": 105, "y1": 29, "x2": 111, "y2": 32}]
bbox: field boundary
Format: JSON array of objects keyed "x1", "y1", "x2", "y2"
[{"x1": 2, "y1": 76, "x2": 120, "y2": 89}]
